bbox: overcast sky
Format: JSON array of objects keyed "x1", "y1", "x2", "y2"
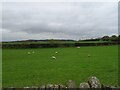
[{"x1": 1, "y1": 1, "x2": 118, "y2": 41}]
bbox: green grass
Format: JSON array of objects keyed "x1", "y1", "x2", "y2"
[{"x1": 2, "y1": 45, "x2": 118, "y2": 87}]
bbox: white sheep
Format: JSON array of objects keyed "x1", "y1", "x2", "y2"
[
  {"x1": 52, "y1": 56, "x2": 56, "y2": 59},
  {"x1": 87, "y1": 54, "x2": 91, "y2": 57},
  {"x1": 77, "y1": 46, "x2": 80, "y2": 48},
  {"x1": 55, "y1": 51, "x2": 58, "y2": 54},
  {"x1": 27, "y1": 52, "x2": 31, "y2": 55}
]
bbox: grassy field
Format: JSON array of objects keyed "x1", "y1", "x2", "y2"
[{"x1": 2, "y1": 45, "x2": 118, "y2": 87}]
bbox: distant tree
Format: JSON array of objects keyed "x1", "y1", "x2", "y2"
[
  {"x1": 110, "y1": 35, "x2": 118, "y2": 41},
  {"x1": 118, "y1": 35, "x2": 120, "y2": 42},
  {"x1": 102, "y1": 36, "x2": 110, "y2": 41},
  {"x1": 118, "y1": 35, "x2": 120, "y2": 38}
]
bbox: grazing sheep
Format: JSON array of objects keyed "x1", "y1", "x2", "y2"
[
  {"x1": 88, "y1": 54, "x2": 91, "y2": 57},
  {"x1": 27, "y1": 52, "x2": 31, "y2": 55},
  {"x1": 77, "y1": 46, "x2": 80, "y2": 48},
  {"x1": 55, "y1": 51, "x2": 58, "y2": 54},
  {"x1": 52, "y1": 56, "x2": 56, "y2": 59}
]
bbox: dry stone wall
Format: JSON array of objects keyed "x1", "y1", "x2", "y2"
[{"x1": 2, "y1": 76, "x2": 120, "y2": 90}]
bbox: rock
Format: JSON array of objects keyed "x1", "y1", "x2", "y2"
[
  {"x1": 7, "y1": 87, "x2": 15, "y2": 90},
  {"x1": 23, "y1": 87, "x2": 30, "y2": 90},
  {"x1": 46, "y1": 84, "x2": 54, "y2": 88},
  {"x1": 53, "y1": 84, "x2": 59, "y2": 90},
  {"x1": 24, "y1": 86, "x2": 29, "y2": 88},
  {"x1": 79, "y1": 82, "x2": 90, "y2": 88},
  {"x1": 31, "y1": 86, "x2": 38, "y2": 90},
  {"x1": 40, "y1": 85, "x2": 46, "y2": 89},
  {"x1": 54, "y1": 84, "x2": 59, "y2": 88},
  {"x1": 67, "y1": 80, "x2": 76, "y2": 88},
  {"x1": 58, "y1": 84, "x2": 66, "y2": 90},
  {"x1": 88, "y1": 76, "x2": 101, "y2": 88}
]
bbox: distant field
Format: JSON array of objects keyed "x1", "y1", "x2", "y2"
[
  {"x1": 2, "y1": 45, "x2": 118, "y2": 87},
  {"x1": 2, "y1": 40, "x2": 110, "y2": 44}
]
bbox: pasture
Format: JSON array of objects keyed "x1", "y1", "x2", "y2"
[{"x1": 2, "y1": 45, "x2": 118, "y2": 87}]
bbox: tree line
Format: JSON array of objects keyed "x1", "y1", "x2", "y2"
[
  {"x1": 80, "y1": 35, "x2": 120, "y2": 42},
  {"x1": 2, "y1": 35, "x2": 120, "y2": 48}
]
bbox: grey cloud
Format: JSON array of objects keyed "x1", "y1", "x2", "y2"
[{"x1": 2, "y1": 2, "x2": 118, "y2": 41}]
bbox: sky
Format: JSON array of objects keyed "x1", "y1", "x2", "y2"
[{"x1": 1, "y1": 0, "x2": 118, "y2": 41}]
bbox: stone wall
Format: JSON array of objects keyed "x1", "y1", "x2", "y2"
[{"x1": 2, "y1": 76, "x2": 120, "y2": 90}]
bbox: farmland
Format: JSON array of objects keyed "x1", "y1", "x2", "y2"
[{"x1": 2, "y1": 45, "x2": 118, "y2": 87}]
